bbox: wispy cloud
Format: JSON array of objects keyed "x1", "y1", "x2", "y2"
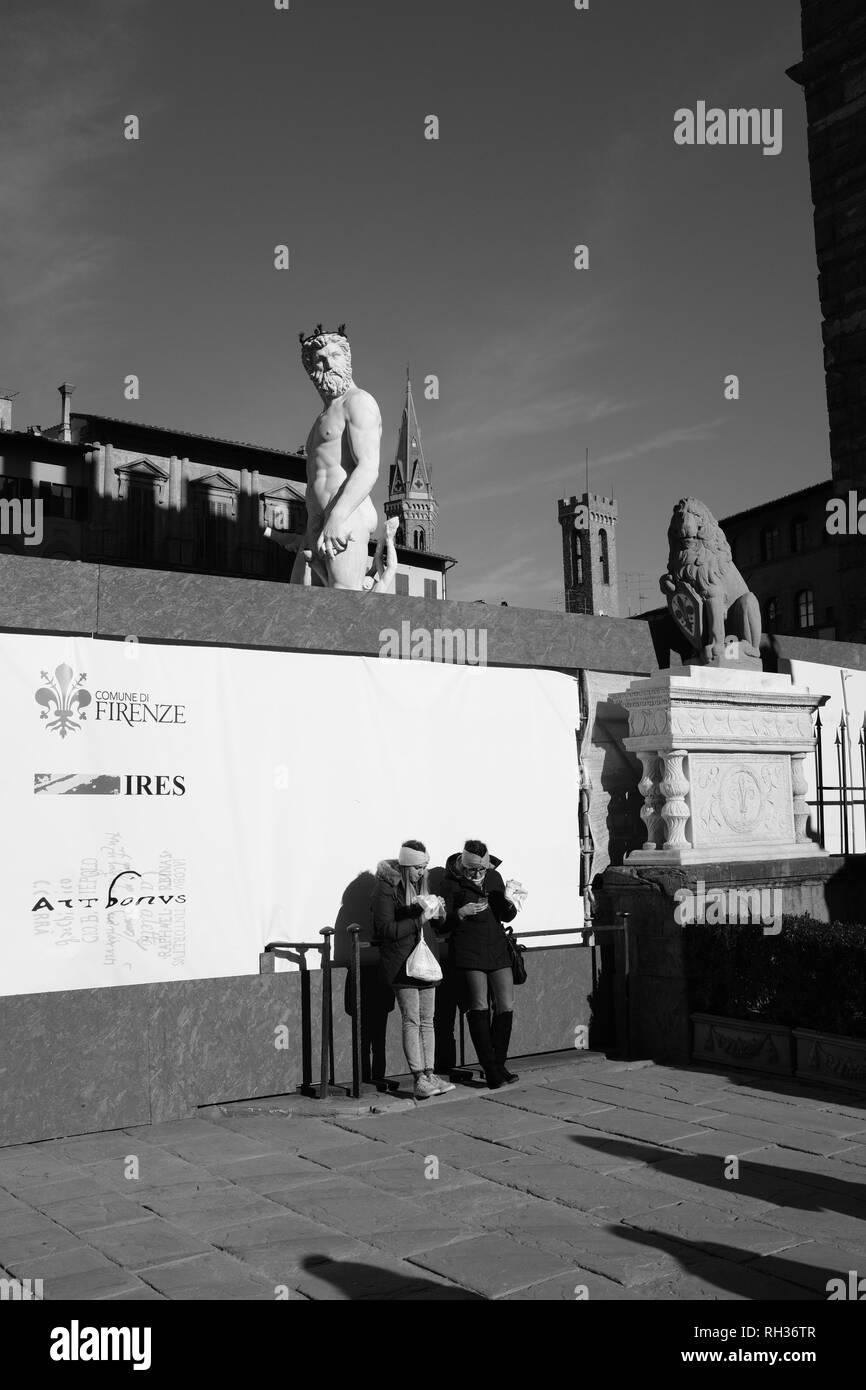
[
  {"x1": 441, "y1": 416, "x2": 725, "y2": 512},
  {"x1": 0, "y1": 2, "x2": 141, "y2": 371},
  {"x1": 454, "y1": 553, "x2": 560, "y2": 606},
  {"x1": 429, "y1": 294, "x2": 634, "y2": 506},
  {"x1": 590, "y1": 419, "x2": 726, "y2": 471},
  {"x1": 436, "y1": 392, "x2": 631, "y2": 455}
]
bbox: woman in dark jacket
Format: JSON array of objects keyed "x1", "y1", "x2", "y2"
[
  {"x1": 371, "y1": 840, "x2": 454, "y2": 1101},
  {"x1": 440, "y1": 839, "x2": 522, "y2": 1089}
]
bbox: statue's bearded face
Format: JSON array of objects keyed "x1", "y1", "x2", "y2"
[{"x1": 301, "y1": 334, "x2": 353, "y2": 399}]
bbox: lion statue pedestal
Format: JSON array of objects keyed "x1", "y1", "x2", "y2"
[
  {"x1": 612, "y1": 666, "x2": 828, "y2": 865},
  {"x1": 612, "y1": 498, "x2": 829, "y2": 865}
]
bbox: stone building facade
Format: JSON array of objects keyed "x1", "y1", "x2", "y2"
[
  {"x1": 696, "y1": 2, "x2": 866, "y2": 646},
  {"x1": 721, "y1": 482, "x2": 840, "y2": 639},
  {"x1": 787, "y1": 0, "x2": 866, "y2": 641},
  {"x1": 0, "y1": 386, "x2": 455, "y2": 597}
]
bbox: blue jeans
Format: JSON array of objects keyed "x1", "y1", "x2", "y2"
[{"x1": 393, "y1": 986, "x2": 436, "y2": 1073}]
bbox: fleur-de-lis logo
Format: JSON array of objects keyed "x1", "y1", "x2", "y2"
[
  {"x1": 720, "y1": 768, "x2": 762, "y2": 832},
  {"x1": 733, "y1": 773, "x2": 753, "y2": 817},
  {"x1": 671, "y1": 589, "x2": 700, "y2": 643},
  {"x1": 35, "y1": 663, "x2": 92, "y2": 739}
]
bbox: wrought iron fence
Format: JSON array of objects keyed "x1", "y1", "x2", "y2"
[{"x1": 810, "y1": 708, "x2": 866, "y2": 854}]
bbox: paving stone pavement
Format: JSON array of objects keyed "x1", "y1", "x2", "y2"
[{"x1": 2, "y1": 1053, "x2": 865, "y2": 1301}]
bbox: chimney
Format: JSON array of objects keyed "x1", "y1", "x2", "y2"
[
  {"x1": 0, "y1": 390, "x2": 18, "y2": 431},
  {"x1": 58, "y1": 382, "x2": 76, "y2": 442}
]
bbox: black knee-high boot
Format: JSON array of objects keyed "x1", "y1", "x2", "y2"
[
  {"x1": 465, "y1": 1009, "x2": 503, "y2": 1089},
  {"x1": 491, "y1": 1011, "x2": 519, "y2": 1083}
]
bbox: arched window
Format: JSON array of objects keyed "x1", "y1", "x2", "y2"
[
  {"x1": 761, "y1": 526, "x2": 780, "y2": 561},
  {"x1": 571, "y1": 531, "x2": 583, "y2": 585},
  {"x1": 412, "y1": 528, "x2": 426, "y2": 551},
  {"x1": 766, "y1": 597, "x2": 779, "y2": 629},
  {"x1": 395, "y1": 526, "x2": 405, "y2": 547},
  {"x1": 599, "y1": 528, "x2": 610, "y2": 586},
  {"x1": 796, "y1": 589, "x2": 814, "y2": 629},
  {"x1": 791, "y1": 517, "x2": 808, "y2": 554}
]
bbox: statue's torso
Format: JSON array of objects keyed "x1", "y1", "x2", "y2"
[
  {"x1": 305, "y1": 394, "x2": 353, "y2": 519},
  {"x1": 304, "y1": 387, "x2": 377, "y2": 538}
]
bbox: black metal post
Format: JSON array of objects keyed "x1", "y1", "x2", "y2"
[
  {"x1": 618, "y1": 912, "x2": 631, "y2": 1060},
  {"x1": 842, "y1": 711, "x2": 852, "y2": 855},
  {"x1": 838, "y1": 717, "x2": 850, "y2": 855},
  {"x1": 814, "y1": 709, "x2": 825, "y2": 849},
  {"x1": 348, "y1": 924, "x2": 363, "y2": 1099},
  {"x1": 319, "y1": 927, "x2": 334, "y2": 1098}
]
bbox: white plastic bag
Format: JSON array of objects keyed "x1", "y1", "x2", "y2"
[
  {"x1": 504, "y1": 879, "x2": 528, "y2": 912},
  {"x1": 417, "y1": 893, "x2": 445, "y2": 923},
  {"x1": 405, "y1": 935, "x2": 442, "y2": 983}
]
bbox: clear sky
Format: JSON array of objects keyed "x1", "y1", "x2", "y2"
[{"x1": 2, "y1": 0, "x2": 828, "y2": 610}]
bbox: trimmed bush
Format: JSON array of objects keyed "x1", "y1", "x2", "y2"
[{"x1": 685, "y1": 916, "x2": 866, "y2": 1040}]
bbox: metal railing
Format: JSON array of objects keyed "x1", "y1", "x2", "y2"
[
  {"x1": 263, "y1": 927, "x2": 375, "y2": 1100},
  {"x1": 811, "y1": 708, "x2": 866, "y2": 854},
  {"x1": 262, "y1": 911, "x2": 632, "y2": 1097}
]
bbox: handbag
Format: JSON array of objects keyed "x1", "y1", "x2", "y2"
[
  {"x1": 405, "y1": 932, "x2": 442, "y2": 983},
  {"x1": 504, "y1": 927, "x2": 527, "y2": 986}
]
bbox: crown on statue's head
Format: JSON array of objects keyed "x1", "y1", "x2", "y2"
[{"x1": 298, "y1": 323, "x2": 348, "y2": 346}]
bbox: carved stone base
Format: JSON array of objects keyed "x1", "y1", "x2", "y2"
[
  {"x1": 597, "y1": 857, "x2": 864, "y2": 1063},
  {"x1": 611, "y1": 667, "x2": 830, "y2": 865},
  {"x1": 692, "y1": 1013, "x2": 794, "y2": 1076},
  {"x1": 625, "y1": 844, "x2": 825, "y2": 865},
  {"x1": 794, "y1": 1028, "x2": 866, "y2": 1092}
]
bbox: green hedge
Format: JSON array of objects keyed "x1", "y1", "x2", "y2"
[{"x1": 684, "y1": 916, "x2": 866, "y2": 1040}]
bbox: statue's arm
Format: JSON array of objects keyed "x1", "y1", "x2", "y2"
[
  {"x1": 327, "y1": 391, "x2": 381, "y2": 527},
  {"x1": 264, "y1": 526, "x2": 297, "y2": 553}
]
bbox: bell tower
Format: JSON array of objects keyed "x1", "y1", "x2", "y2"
[
  {"x1": 558, "y1": 492, "x2": 619, "y2": 616},
  {"x1": 385, "y1": 373, "x2": 438, "y2": 552}
]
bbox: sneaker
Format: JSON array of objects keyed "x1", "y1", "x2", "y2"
[
  {"x1": 413, "y1": 1073, "x2": 438, "y2": 1100},
  {"x1": 426, "y1": 1071, "x2": 455, "y2": 1095}
]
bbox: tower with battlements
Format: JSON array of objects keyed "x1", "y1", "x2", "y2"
[{"x1": 557, "y1": 492, "x2": 619, "y2": 616}]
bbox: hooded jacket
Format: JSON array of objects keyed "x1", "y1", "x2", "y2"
[
  {"x1": 370, "y1": 859, "x2": 443, "y2": 989},
  {"x1": 440, "y1": 851, "x2": 517, "y2": 971}
]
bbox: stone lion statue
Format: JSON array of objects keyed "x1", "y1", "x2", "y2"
[{"x1": 659, "y1": 497, "x2": 762, "y2": 665}]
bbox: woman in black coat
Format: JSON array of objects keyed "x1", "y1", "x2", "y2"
[
  {"x1": 370, "y1": 839, "x2": 454, "y2": 1101},
  {"x1": 440, "y1": 839, "x2": 521, "y2": 1089}
]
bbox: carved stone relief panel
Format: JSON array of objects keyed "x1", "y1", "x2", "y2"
[{"x1": 689, "y1": 753, "x2": 794, "y2": 848}]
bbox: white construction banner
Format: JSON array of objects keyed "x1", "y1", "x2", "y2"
[{"x1": 0, "y1": 633, "x2": 582, "y2": 996}]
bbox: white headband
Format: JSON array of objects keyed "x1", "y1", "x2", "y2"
[
  {"x1": 399, "y1": 845, "x2": 429, "y2": 868},
  {"x1": 461, "y1": 849, "x2": 490, "y2": 871}
]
